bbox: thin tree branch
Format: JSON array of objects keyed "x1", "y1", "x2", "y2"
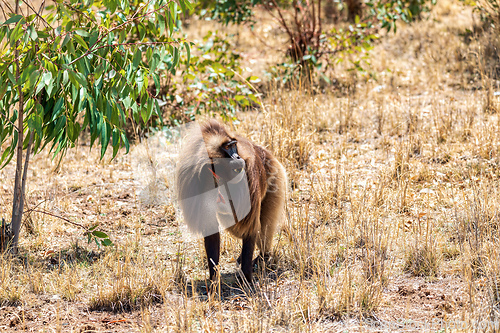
[
  {"x1": 22, "y1": 198, "x2": 47, "y2": 226},
  {"x1": 316, "y1": 0, "x2": 322, "y2": 53},
  {"x1": 20, "y1": 0, "x2": 51, "y2": 29},
  {"x1": 0, "y1": 0, "x2": 14, "y2": 15},
  {"x1": 61, "y1": 0, "x2": 95, "y2": 23},
  {"x1": 37, "y1": 0, "x2": 44, "y2": 17},
  {"x1": 0, "y1": 109, "x2": 19, "y2": 132},
  {"x1": 0, "y1": 3, "x2": 8, "y2": 21},
  {"x1": 292, "y1": 0, "x2": 301, "y2": 32},
  {"x1": 311, "y1": 0, "x2": 316, "y2": 38},
  {"x1": 265, "y1": 0, "x2": 295, "y2": 43},
  {"x1": 25, "y1": 208, "x2": 89, "y2": 230}
]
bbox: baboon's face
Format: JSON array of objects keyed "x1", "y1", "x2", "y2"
[{"x1": 210, "y1": 140, "x2": 245, "y2": 184}]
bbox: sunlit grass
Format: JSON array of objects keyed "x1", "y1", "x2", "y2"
[{"x1": 1, "y1": 0, "x2": 500, "y2": 330}]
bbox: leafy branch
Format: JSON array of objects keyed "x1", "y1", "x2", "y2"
[{"x1": 26, "y1": 208, "x2": 113, "y2": 248}]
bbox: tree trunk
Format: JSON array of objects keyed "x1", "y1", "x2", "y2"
[
  {"x1": 13, "y1": 131, "x2": 35, "y2": 248},
  {"x1": 10, "y1": 0, "x2": 25, "y2": 254}
]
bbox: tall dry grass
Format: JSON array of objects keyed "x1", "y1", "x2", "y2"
[{"x1": 2, "y1": 0, "x2": 500, "y2": 331}]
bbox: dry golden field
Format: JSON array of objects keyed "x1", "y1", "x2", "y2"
[{"x1": 2, "y1": 0, "x2": 500, "y2": 331}]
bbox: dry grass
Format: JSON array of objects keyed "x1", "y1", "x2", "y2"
[{"x1": 2, "y1": 0, "x2": 500, "y2": 331}]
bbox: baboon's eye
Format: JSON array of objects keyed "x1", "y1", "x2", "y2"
[
  {"x1": 224, "y1": 141, "x2": 235, "y2": 150},
  {"x1": 226, "y1": 140, "x2": 237, "y2": 147}
]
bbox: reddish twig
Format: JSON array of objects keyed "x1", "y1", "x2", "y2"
[
  {"x1": 25, "y1": 208, "x2": 89, "y2": 231},
  {"x1": 20, "y1": 0, "x2": 51, "y2": 30}
]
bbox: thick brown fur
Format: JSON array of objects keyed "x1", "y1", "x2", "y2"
[{"x1": 175, "y1": 120, "x2": 287, "y2": 282}]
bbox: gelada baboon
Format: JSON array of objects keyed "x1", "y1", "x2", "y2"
[{"x1": 175, "y1": 120, "x2": 286, "y2": 282}]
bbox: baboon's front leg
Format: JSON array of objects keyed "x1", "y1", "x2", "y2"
[
  {"x1": 204, "y1": 232, "x2": 220, "y2": 280},
  {"x1": 240, "y1": 235, "x2": 256, "y2": 282}
]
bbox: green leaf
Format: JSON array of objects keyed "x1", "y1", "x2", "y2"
[
  {"x1": 27, "y1": 116, "x2": 42, "y2": 145},
  {"x1": 248, "y1": 93, "x2": 259, "y2": 104},
  {"x1": 28, "y1": 25, "x2": 38, "y2": 40},
  {"x1": 92, "y1": 230, "x2": 108, "y2": 238},
  {"x1": 9, "y1": 21, "x2": 23, "y2": 45},
  {"x1": 146, "y1": 97, "x2": 153, "y2": 122},
  {"x1": 111, "y1": 128, "x2": 119, "y2": 146},
  {"x1": 152, "y1": 73, "x2": 160, "y2": 96},
  {"x1": 154, "y1": 99, "x2": 163, "y2": 121},
  {"x1": 75, "y1": 29, "x2": 90, "y2": 37},
  {"x1": 61, "y1": 33, "x2": 71, "y2": 48},
  {"x1": 66, "y1": 20, "x2": 73, "y2": 32},
  {"x1": 101, "y1": 238, "x2": 113, "y2": 246},
  {"x1": 89, "y1": 30, "x2": 99, "y2": 47},
  {"x1": 37, "y1": 31, "x2": 50, "y2": 38},
  {"x1": 27, "y1": 70, "x2": 40, "y2": 90},
  {"x1": 169, "y1": 2, "x2": 178, "y2": 28},
  {"x1": 136, "y1": 73, "x2": 144, "y2": 93},
  {"x1": 184, "y1": 41, "x2": 191, "y2": 66},
  {"x1": 68, "y1": 120, "x2": 80, "y2": 143},
  {"x1": 167, "y1": 8, "x2": 174, "y2": 35},
  {"x1": 141, "y1": 103, "x2": 149, "y2": 124},
  {"x1": 248, "y1": 76, "x2": 260, "y2": 83},
  {"x1": 100, "y1": 121, "x2": 111, "y2": 158},
  {"x1": 158, "y1": 14, "x2": 166, "y2": 35},
  {"x1": 42, "y1": 71, "x2": 53, "y2": 86},
  {"x1": 2, "y1": 14, "x2": 23, "y2": 25},
  {"x1": 53, "y1": 116, "x2": 67, "y2": 140},
  {"x1": 137, "y1": 22, "x2": 146, "y2": 40},
  {"x1": 67, "y1": 39, "x2": 76, "y2": 55},
  {"x1": 68, "y1": 71, "x2": 79, "y2": 89},
  {"x1": 0, "y1": 149, "x2": 14, "y2": 169},
  {"x1": 121, "y1": 132, "x2": 129, "y2": 153},
  {"x1": 62, "y1": 70, "x2": 69, "y2": 85},
  {"x1": 171, "y1": 47, "x2": 179, "y2": 74},
  {"x1": 122, "y1": 96, "x2": 132, "y2": 109},
  {"x1": 179, "y1": 0, "x2": 193, "y2": 13},
  {"x1": 0, "y1": 83, "x2": 7, "y2": 101},
  {"x1": 74, "y1": 72, "x2": 87, "y2": 88},
  {"x1": 51, "y1": 97, "x2": 64, "y2": 121},
  {"x1": 132, "y1": 48, "x2": 141, "y2": 70},
  {"x1": 0, "y1": 26, "x2": 6, "y2": 43},
  {"x1": 108, "y1": 69, "x2": 117, "y2": 79},
  {"x1": 179, "y1": 0, "x2": 188, "y2": 14},
  {"x1": 0, "y1": 146, "x2": 12, "y2": 166},
  {"x1": 20, "y1": 63, "x2": 34, "y2": 85},
  {"x1": 112, "y1": 129, "x2": 119, "y2": 158},
  {"x1": 102, "y1": 0, "x2": 114, "y2": 13},
  {"x1": 74, "y1": 34, "x2": 88, "y2": 49}
]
